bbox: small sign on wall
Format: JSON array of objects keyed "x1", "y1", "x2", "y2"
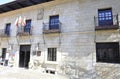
[{"x1": 37, "y1": 51, "x2": 41, "y2": 56}]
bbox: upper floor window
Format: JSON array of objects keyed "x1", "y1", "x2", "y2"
[
  {"x1": 47, "y1": 48, "x2": 57, "y2": 61},
  {"x1": 49, "y1": 15, "x2": 59, "y2": 30},
  {"x1": 98, "y1": 8, "x2": 113, "y2": 26},
  {"x1": 96, "y1": 42, "x2": 119, "y2": 63},
  {"x1": 24, "y1": 19, "x2": 31, "y2": 33},
  {"x1": 5, "y1": 23, "x2": 11, "y2": 36}
]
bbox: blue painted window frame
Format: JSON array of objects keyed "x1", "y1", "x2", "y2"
[
  {"x1": 5, "y1": 23, "x2": 11, "y2": 36},
  {"x1": 24, "y1": 20, "x2": 31, "y2": 33},
  {"x1": 49, "y1": 15, "x2": 59, "y2": 30},
  {"x1": 98, "y1": 8, "x2": 113, "y2": 26}
]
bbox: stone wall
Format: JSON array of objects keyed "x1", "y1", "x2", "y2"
[{"x1": 0, "y1": 0, "x2": 119, "y2": 79}]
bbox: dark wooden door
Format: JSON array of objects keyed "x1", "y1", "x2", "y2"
[{"x1": 19, "y1": 45, "x2": 31, "y2": 68}]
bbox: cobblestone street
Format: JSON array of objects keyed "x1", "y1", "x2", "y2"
[{"x1": 0, "y1": 66, "x2": 69, "y2": 79}]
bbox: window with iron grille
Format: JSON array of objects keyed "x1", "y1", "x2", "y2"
[
  {"x1": 49, "y1": 15, "x2": 59, "y2": 30},
  {"x1": 98, "y1": 8, "x2": 113, "y2": 26},
  {"x1": 47, "y1": 48, "x2": 57, "y2": 61},
  {"x1": 96, "y1": 42, "x2": 120, "y2": 63},
  {"x1": 2, "y1": 48, "x2": 7, "y2": 61}
]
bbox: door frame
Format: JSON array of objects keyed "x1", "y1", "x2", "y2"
[{"x1": 19, "y1": 45, "x2": 31, "y2": 68}]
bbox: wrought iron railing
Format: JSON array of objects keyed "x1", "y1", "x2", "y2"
[
  {"x1": 0, "y1": 29, "x2": 10, "y2": 37},
  {"x1": 94, "y1": 15, "x2": 119, "y2": 30},
  {"x1": 43, "y1": 22, "x2": 61, "y2": 33},
  {"x1": 17, "y1": 27, "x2": 32, "y2": 36}
]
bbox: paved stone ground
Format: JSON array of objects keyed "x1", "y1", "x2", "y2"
[{"x1": 0, "y1": 66, "x2": 69, "y2": 79}]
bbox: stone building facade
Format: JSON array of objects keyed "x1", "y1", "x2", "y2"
[{"x1": 0, "y1": 0, "x2": 120, "y2": 79}]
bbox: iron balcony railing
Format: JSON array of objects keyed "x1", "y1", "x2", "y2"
[
  {"x1": 0, "y1": 29, "x2": 10, "y2": 37},
  {"x1": 43, "y1": 22, "x2": 61, "y2": 34},
  {"x1": 17, "y1": 27, "x2": 32, "y2": 36},
  {"x1": 94, "y1": 15, "x2": 119, "y2": 30}
]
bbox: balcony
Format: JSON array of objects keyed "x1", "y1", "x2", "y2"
[
  {"x1": 0, "y1": 29, "x2": 10, "y2": 37},
  {"x1": 43, "y1": 22, "x2": 61, "y2": 34},
  {"x1": 94, "y1": 15, "x2": 119, "y2": 30},
  {"x1": 17, "y1": 27, "x2": 32, "y2": 36}
]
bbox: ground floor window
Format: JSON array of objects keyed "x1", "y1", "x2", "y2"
[
  {"x1": 96, "y1": 42, "x2": 119, "y2": 63},
  {"x1": 47, "y1": 48, "x2": 57, "y2": 61},
  {"x1": 1, "y1": 48, "x2": 7, "y2": 61}
]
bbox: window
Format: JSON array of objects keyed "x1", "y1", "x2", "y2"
[
  {"x1": 96, "y1": 42, "x2": 120, "y2": 63},
  {"x1": 1, "y1": 48, "x2": 7, "y2": 61},
  {"x1": 49, "y1": 15, "x2": 59, "y2": 30},
  {"x1": 46, "y1": 70, "x2": 55, "y2": 74},
  {"x1": 5, "y1": 23, "x2": 11, "y2": 36},
  {"x1": 24, "y1": 20, "x2": 31, "y2": 33},
  {"x1": 47, "y1": 48, "x2": 57, "y2": 61},
  {"x1": 98, "y1": 8, "x2": 113, "y2": 26}
]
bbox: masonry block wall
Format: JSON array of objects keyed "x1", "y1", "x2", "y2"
[{"x1": 0, "y1": 0, "x2": 119, "y2": 79}]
